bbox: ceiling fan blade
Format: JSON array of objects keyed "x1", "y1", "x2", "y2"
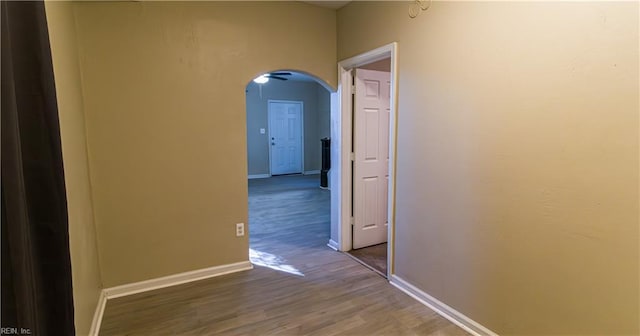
[
  {"x1": 269, "y1": 72, "x2": 292, "y2": 76},
  {"x1": 268, "y1": 75, "x2": 288, "y2": 81}
]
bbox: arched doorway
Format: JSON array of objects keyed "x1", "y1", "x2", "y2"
[{"x1": 244, "y1": 70, "x2": 333, "y2": 275}]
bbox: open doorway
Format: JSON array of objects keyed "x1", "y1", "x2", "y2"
[
  {"x1": 346, "y1": 57, "x2": 392, "y2": 277},
  {"x1": 245, "y1": 71, "x2": 332, "y2": 275},
  {"x1": 331, "y1": 43, "x2": 398, "y2": 280}
]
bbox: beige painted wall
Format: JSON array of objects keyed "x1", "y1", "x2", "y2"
[
  {"x1": 44, "y1": 1, "x2": 103, "y2": 334},
  {"x1": 246, "y1": 80, "x2": 330, "y2": 175},
  {"x1": 339, "y1": 2, "x2": 638, "y2": 335},
  {"x1": 73, "y1": 1, "x2": 336, "y2": 287}
]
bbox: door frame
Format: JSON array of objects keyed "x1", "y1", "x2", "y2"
[
  {"x1": 331, "y1": 42, "x2": 398, "y2": 278},
  {"x1": 267, "y1": 99, "x2": 305, "y2": 176}
]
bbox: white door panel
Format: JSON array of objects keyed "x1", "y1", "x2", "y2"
[
  {"x1": 269, "y1": 101, "x2": 303, "y2": 175},
  {"x1": 353, "y1": 69, "x2": 391, "y2": 249}
]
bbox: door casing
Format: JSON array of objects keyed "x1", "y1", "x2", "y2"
[{"x1": 331, "y1": 42, "x2": 398, "y2": 278}]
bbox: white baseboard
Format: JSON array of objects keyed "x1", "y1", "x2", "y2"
[
  {"x1": 89, "y1": 261, "x2": 252, "y2": 335},
  {"x1": 104, "y1": 261, "x2": 253, "y2": 299},
  {"x1": 327, "y1": 239, "x2": 339, "y2": 251},
  {"x1": 88, "y1": 290, "x2": 107, "y2": 336},
  {"x1": 390, "y1": 275, "x2": 498, "y2": 336},
  {"x1": 303, "y1": 170, "x2": 321, "y2": 175},
  {"x1": 248, "y1": 174, "x2": 270, "y2": 179}
]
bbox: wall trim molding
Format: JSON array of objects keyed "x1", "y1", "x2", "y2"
[
  {"x1": 88, "y1": 290, "x2": 107, "y2": 336},
  {"x1": 390, "y1": 275, "x2": 499, "y2": 336},
  {"x1": 104, "y1": 261, "x2": 253, "y2": 299},
  {"x1": 303, "y1": 170, "x2": 321, "y2": 175},
  {"x1": 327, "y1": 239, "x2": 340, "y2": 251},
  {"x1": 248, "y1": 174, "x2": 270, "y2": 179},
  {"x1": 90, "y1": 261, "x2": 252, "y2": 334}
]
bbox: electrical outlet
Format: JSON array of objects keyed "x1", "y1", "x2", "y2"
[{"x1": 236, "y1": 223, "x2": 245, "y2": 237}]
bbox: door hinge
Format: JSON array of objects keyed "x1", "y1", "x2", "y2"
[
  {"x1": 350, "y1": 152, "x2": 355, "y2": 161},
  {"x1": 351, "y1": 85, "x2": 356, "y2": 94},
  {"x1": 350, "y1": 217, "x2": 355, "y2": 225}
]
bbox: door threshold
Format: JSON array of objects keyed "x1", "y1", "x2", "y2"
[{"x1": 343, "y1": 251, "x2": 387, "y2": 279}]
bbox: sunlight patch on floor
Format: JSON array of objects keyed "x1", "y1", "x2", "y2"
[{"x1": 249, "y1": 248, "x2": 304, "y2": 276}]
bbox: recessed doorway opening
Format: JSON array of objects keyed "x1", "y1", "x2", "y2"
[
  {"x1": 332, "y1": 43, "x2": 398, "y2": 280},
  {"x1": 245, "y1": 70, "x2": 333, "y2": 276},
  {"x1": 347, "y1": 57, "x2": 392, "y2": 278}
]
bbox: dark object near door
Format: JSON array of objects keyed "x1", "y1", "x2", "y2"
[{"x1": 321, "y1": 138, "x2": 331, "y2": 188}]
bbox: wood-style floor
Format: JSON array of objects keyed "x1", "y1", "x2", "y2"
[{"x1": 99, "y1": 174, "x2": 469, "y2": 335}]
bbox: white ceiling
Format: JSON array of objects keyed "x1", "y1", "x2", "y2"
[{"x1": 299, "y1": 1, "x2": 351, "y2": 10}]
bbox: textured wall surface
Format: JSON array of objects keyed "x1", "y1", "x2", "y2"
[
  {"x1": 339, "y1": 2, "x2": 638, "y2": 334},
  {"x1": 74, "y1": 1, "x2": 336, "y2": 287}
]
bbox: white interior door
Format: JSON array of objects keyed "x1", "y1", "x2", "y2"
[
  {"x1": 353, "y1": 69, "x2": 391, "y2": 249},
  {"x1": 269, "y1": 101, "x2": 303, "y2": 175}
]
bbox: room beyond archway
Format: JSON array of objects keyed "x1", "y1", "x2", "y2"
[{"x1": 244, "y1": 70, "x2": 333, "y2": 276}]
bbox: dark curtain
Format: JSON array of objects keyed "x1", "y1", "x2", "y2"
[{"x1": 1, "y1": 1, "x2": 75, "y2": 335}]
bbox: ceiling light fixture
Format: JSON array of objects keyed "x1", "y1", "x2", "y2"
[{"x1": 253, "y1": 75, "x2": 269, "y2": 84}]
